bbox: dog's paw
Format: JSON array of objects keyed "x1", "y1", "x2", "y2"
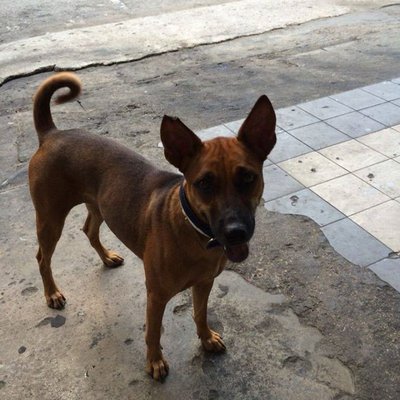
[
  {"x1": 46, "y1": 291, "x2": 66, "y2": 309},
  {"x1": 201, "y1": 330, "x2": 226, "y2": 352},
  {"x1": 146, "y1": 358, "x2": 169, "y2": 381},
  {"x1": 103, "y1": 251, "x2": 124, "y2": 268}
]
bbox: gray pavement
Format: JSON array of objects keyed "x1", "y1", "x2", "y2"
[
  {"x1": 0, "y1": 199, "x2": 355, "y2": 400},
  {"x1": 0, "y1": 0, "x2": 350, "y2": 84},
  {"x1": 1, "y1": 1, "x2": 400, "y2": 399}
]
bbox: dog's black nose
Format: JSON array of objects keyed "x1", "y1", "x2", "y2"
[{"x1": 224, "y1": 223, "x2": 248, "y2": 245}]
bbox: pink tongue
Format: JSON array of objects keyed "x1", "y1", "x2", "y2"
[{"x1": 225, "y1": 243, "x2": 249, "y2": 263}]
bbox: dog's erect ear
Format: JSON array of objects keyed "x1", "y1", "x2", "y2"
[
  {"x1": 237, "y1": 95, "x2": 277, "y2": 161},
  {"x1": 161, "y1": 116, "x2": 203, "y2": 172}
]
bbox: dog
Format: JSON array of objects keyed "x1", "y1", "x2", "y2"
[{"x1": 29, "y1": 72, "x2": 276, "y2": 380}]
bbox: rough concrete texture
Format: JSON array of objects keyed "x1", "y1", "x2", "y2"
[
  {"x1": 0, "y1": 0, "x2": 390, "y2": 46},
  {"x1": 0, "y1": 0, "x2": 350, "y2": 84},
  {"x1": 1, "y1": 4, "x2": 400, "y2": 400},
  {"x1": 0, "y1": 0, "x2": 233, "y2": 44},
  {"x1": 1, "y1": 188, "x2": 357, "y2": 400}
]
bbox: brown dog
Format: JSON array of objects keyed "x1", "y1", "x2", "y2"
[{"x1": 29, "y1": 72, "x2": 276, "y2": 380}]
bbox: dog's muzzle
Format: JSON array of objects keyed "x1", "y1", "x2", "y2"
[{"x1": 216, "y1": 212, "x2": 255, "y2": 263}]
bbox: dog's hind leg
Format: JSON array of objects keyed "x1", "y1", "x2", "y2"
[
  {"x1": 82, "y1": 203, "x2": 124, "y2": 268},
  {"x1": 35, "y1": 208, "x2": 69, "y2": 309}
]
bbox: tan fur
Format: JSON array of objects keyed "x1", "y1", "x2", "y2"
[{"x1": 29, "y1": 72, "x2": 276, "y2": 381}]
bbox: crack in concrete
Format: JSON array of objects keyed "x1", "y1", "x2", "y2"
[
  {"x1": 1, "y1": 65, "x2": 57, "y2": 86},
  {"x1": 0, "y1": 0, "x2": 353, "y2": 88},
  {"x1": 0, "y1": 28, "x2": 344, "y2": 88},
  {"x1": 0, "y1": 29, "x2": 284, "y2": 87},
  {"x1": 1, "y1": 15, "x2": 383, "y2": 88}
]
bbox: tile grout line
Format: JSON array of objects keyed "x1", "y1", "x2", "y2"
[
  {"x1": 365, "y1": 254, "x2": 399, "y2": 269},
  {"x1": 358, "y1": 103, "x2": 400, "y2": 126},
  {"x1": 264, "y1": 123, "x2": 398, "y2": 205},
  {"x1": 272, "y1": 122, "x2": 399, "y2": 208},
  {"x1": 265, "y1": 188, "x2": 348, "y2": 227},
  {"x1": 307, "y1": 161, "x2": 397, "y2": 201},
  {"x1": 353, "y1": 129, "x2": 400, "y2": 160},
  {"x1": 268, "y1": 98, "x2": 398, "y2": 163},
  {"x1": 262, "y1": 163, "x2": 306, "y2": 201}
]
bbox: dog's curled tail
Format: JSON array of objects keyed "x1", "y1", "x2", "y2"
[{"x1": 33, "y1": 72, "x2": 81, "y2": 144}]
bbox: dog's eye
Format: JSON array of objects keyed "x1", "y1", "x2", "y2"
[
  {"x1": 243, "y1": 171, "x2": 256, "y2": 184},
  {"x1": 235, "y1": 168, "x2": 258, "y2": 193},
  {"x1": 240, "y1": 170, "x2": 257, "y2": 186},
  {"x1": 195, "y1": 173, "x2": 214, "y2": 194}
]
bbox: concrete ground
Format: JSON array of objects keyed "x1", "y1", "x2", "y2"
[{"x1": 1, "y1": 1, "x2": 400, "y2": 399}]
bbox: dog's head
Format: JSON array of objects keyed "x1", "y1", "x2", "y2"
[{"x1": 161, "y1": 96, "x2": 276, "y2": 263}]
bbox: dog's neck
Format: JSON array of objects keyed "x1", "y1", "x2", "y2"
[{"x1": 179, "y1": 183, "x2": 221, "y2": 249}]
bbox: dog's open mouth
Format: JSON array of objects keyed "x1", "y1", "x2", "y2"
[{"x1": 225, "y1": 243, "x2": 249, "y2": 263}]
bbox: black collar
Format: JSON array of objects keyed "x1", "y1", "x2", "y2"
[{"x1": 179, "y1": 183, "x2": 221, "y2": 249}]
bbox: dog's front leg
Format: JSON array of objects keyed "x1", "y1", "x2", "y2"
[
  {"x1": 192, "y1": 279, "x2": 226, "y2": 352},
  {"x1": 145, "y1": 293, "x2": 169, "y2": 381}
]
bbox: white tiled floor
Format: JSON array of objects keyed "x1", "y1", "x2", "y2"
[
  {"x1": 298, "y1": 97, "x2": 352, "y2": 119},
  {"x1": 278, "y1": 123, "x2": 400, "y2": 234},
  {"x1": 351, "y1": 201, "x2": 400, "y2": 250},
  {"x1": 330, "y1": 88, "x2": 385, "y2": 110},
  {"x1": 362, "y1": 81, "x2": 400, "y2": 101},
  {"x1": 268, "y1": 132, "x2": 312, "y2": 163},
  {"x1": 319, "y1": 140, "x2": 387, "y2": 171},
  {"x1": 288, "y1": 121, "x2": 349, "y2": 149},
  {"x1": 311, "y1": 174, "x2": 390, "y2": 215},
  {"x1": 326, "y1": 112, "x2": 385, "y2": 138},
  {"x1": 354, "y1": 159, "x2": 400, "y2": 198},
  {"x1": 275, "y1": 106, "x2": 318, "y2": 130},
  {"x1": 267, "y1": 79, "x2": 400, "y2": 292},
  {"x1": 278, "y1": 152, "x2": 347, "y2": 186},
  {"x1": 357, "y1": 128, "x2": 400, "y2": 158},
  {"x1": 360, "y1": 103, "x2": 400, "y2": 126}
]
